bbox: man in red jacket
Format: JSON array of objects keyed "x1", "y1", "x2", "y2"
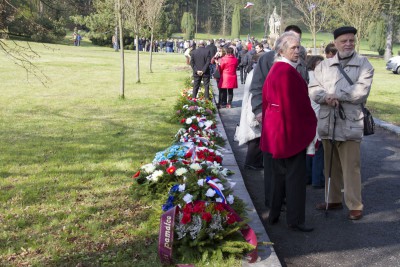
[{"x1": 260, "y1": 32, "x2": 317, "y2": 232}]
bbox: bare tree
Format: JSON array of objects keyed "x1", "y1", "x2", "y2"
[
  {"x1": 383, "y1": 0, "x2": 400, "y2": 60},
  {"x1": 143, "y1": 0, "x2": 165, "y2": 73},
  {"x1": 116, "y1": 0, "x2": 125, "y2": 98},
  {"x1": 293, "y1": 0, "x2": 333, "y2": 52},
  {"x1": 337, "y1": 0, "x2": 381, "y2": 52},
  {"x1": 125, "y1": 0, "x2": 144, "y2": 84}
]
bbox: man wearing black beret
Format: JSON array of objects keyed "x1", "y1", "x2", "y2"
[{"x1": 309, "y1": 26, "x2": 374, "y2": 220}]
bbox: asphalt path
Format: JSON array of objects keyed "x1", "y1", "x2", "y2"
[{"x1": 212, "y1": 77, "x2": 400, "y2": 267}]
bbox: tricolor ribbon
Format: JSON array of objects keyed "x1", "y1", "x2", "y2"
[{"x1": 206, "y1": 176, "x2": 226, "y2": 203}]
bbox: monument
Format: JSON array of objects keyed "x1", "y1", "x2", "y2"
[{"x1": 268, "y1": 7, "x2": 281, "y2": 40}]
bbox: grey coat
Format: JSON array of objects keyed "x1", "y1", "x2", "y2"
[{"x1": 309, "y1": 52, "x2": 374, "y2": 141}]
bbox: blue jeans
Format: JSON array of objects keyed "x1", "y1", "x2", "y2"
[
  {"x1": 306, "y1": 142, "x2": 325, "y2": 187},
  {"x1": 312, "y1": 142, "x2": 325, "y2": 187}
]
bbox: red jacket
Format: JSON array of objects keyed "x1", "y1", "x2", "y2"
[
  {"x1": 260, "y1": 62, "x2": 317, "y2": 159},
  {"x1": 218, "y1": 55, "x2": 239, "y2": 89}
]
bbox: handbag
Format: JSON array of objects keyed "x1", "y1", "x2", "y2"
[{"x1": 336, "y1": 65, "x2": 375, "y2": 135}]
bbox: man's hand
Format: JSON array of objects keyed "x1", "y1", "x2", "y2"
[
  {"x1": 325, "y1": 93, "x2": 339, "y2": 107},
  {"x1": 196, "y1": 71, "x2": 203, "y2": 76},
  {"x1": 255, "y1": 112, "x2": 263, "y2": 123}
]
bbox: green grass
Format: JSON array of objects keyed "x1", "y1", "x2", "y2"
[{"x1": 0, "y1": 40, "x2": 196, "y2": 266}]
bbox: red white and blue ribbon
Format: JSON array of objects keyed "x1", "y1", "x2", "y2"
[{"x1": 206, "y1": 176, "x2": 226, "y2": 204}]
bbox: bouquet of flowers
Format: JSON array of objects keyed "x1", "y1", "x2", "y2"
[
  {"x1": 175, "y1": 116, "x2": 223, "y2": 146},
  {"x1": 170, "y1": 200, "x2": 255, "y2": 260},
  {"x1": 175, "y1": 104, "x2": 215, "y2": 121}
]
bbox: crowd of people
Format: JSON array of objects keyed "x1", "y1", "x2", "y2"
[{"x1": 186, "y1": 24, "x2": 374, "y2": 232}]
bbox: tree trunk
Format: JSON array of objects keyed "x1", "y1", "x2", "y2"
[
  {"x1": 149, "y1": 31, "x2": 154, "y2": 73},
  {"x1": 384, "y1": 0, "x2": 394, "y2": 61},
  {"x1": 135, "y1": 34, "x2": 141, "y2": 83},
  {"x1": 117, "y1": 0, "x2": 124, "y2": 98}
]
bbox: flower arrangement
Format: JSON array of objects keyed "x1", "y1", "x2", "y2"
[
  {"x1": 172, "y1": 200, "x2": 255, "y2": 259},
  {"x1": 132, "y1": 86, "x2": 257, "y2": 264}
]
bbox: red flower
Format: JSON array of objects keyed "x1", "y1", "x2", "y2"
[
  {"x1": 166, "y1": 166, "x2": 177, "y2": 174},
  {"x1": 215, "y1": 156, "x2": 223, "y2": 164},
  {"x1": 181, "y1": 212, "x2": 192, "y2": 224},
  {"x1": 183, "y1": 203, "x2": 194, "y2": 213},
  {"x1": 159, "y1": 160, "x2": 169, "y2": 166},
  {"x1": 133, "y1": 170, "x2": 140, "y2": 178},
  {"x1": 191, "y1": 124, "x2": 198, "y2": 131},
  {"x1": 214, "y1": 203, "x2": 225, "y2": 212},
  {"x1": 205, "y1": 156, "x2": 214, "y2": 162},
  {"x1": 193, "y1": 201, "x2": 206, "y2": 213},
  {"x1": 180, "y1": 118, "x2": 186, "y2": 124},
  {"x1": 196, "y1": 169, "x2": 205, "y2": 174},
  {"x1": 181, "y1": 160, "x2": 190, "y2": 165},
  {"x1": 202, "y1": 212, "x2": 212, "y2": 222},
  {"x1": 226, "y1": 213, "x2": 237, "y2": 225},
  {"x1": 185, "y1": 150, "x2": 193, "y2": 158}
]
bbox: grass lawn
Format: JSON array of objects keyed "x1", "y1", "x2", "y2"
[{"x1": 0, "y1": 41, "x2": 215, "y2": 266}]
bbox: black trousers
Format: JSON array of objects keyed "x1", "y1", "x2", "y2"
[
  {"x1": 192, "y1": 74, "x2": 210, "y2": 99},
  {"x1": 263, "y1": 152, "x2": 273, "y2": 208},
  {"x1": 268, "y1": 150, "x2": 307, "y2": 226},
  {"x1": 245, "y1": 137, "x2": 263, "y2": 167},
  {"x1": 239, "y1": 66, "x2": 247, "y2": 83},
  {"x1": 219, "y1": 88, "x2": 233, "y2": 105}
]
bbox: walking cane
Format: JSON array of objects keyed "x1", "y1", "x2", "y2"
[{"x1": 325, "y1": 104, "x2": 337, "y2": 217}]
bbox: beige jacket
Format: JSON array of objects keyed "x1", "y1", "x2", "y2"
[{"x1": 309, "y1": 52, "x2": 374, "y2": 141}]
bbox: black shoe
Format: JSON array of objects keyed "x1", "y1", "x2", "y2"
[
  {"x1": 244, "y1": 164, "x2": 264, "y2": 170},
  {"x1": 267, "y1": 217, "x2": 279, "y2": 225},
  {"x1": 288, "y1": 224, "x2": 314, "y2": 232}
]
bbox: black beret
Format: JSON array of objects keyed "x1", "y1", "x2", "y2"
[{"x1": 333, "y1": 26, "x2": 357, "y2": 39}]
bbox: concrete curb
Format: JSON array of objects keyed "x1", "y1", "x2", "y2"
[
  {"x1": 374, "y1": 117, "x2": 400, "y2": 135},
  {"x1": 211, "y1": 82, "x2": 281, "y2": 267}
]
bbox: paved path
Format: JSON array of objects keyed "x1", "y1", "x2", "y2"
[{"x1": 212, "y1": 78, "x2": 400, "y2": 267}]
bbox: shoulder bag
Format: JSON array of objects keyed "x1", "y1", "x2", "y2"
[{"x1": 336, "y1": 65, "x2": 375, "y2": 136}]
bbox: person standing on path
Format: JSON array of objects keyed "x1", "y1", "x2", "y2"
[
  {"x1": 260, "y1": 32, "x2": 317, "y2": 232},
  {"x1": 309, "y1": 26, "x2": 374, "y2": 220},
  {"x1": 217, "y1": 47, "x2": 239, "y2": 108},
  {"x1": 190, "y1": 40, "x2": 211, "y2": 100},
  {"x1": 249, "y1": 25, "x2": 308, "y2": 208}
]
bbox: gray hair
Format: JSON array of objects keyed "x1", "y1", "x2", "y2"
[
  {"x1": 274, "y1": 32, "x2": 300, "y2": 60},
  {"x1": 198, "y1": 40, "x2": 205, "y2": 46}
]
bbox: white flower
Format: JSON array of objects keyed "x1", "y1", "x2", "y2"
[
  {"x1": 198, "y1": 121, "x2": 204, "y2": 128},
  {"x1": 204, "y1": 120, "x2": 213, "y2": 128},
  {"x1": 197, "y1": 179, "x2": 204, "y2": 186},
  {"x1": 190, "y1": 163, "x2": 202, "y2": 171},
  {"x1": 175, "y1": 168, "x2": 188, "y2": 176},
  {"x1": 178, "y1": 184, "x2": 186, "y2": 192},
  {"x1": 186, "y1": 118, "x2": 193, "y2": 124},
  {"x1": 215, "y1": 198, "x2": 223, "y2": 203},
  {"x1": 183, "y1": 193, "x2": 193, "y2": 203},
  {"x1": 220, "y1": 168, "x2": 229, "y2": 176},
  {"x1": 227, "y1": 195, "x2": 234, "y2": 204},
  {"x1": 141, "y1": 163, "x2": 156, "y2": 173},
  {"x1": 148, "y1": 170, "x2": 163, "y2": 182},
  {"x1": 183, "y1": 176, "x2": 187, "y2": 181},
  {"x1": 205, "y1": 188, "x2": 216, "y2": 197},
  {"x1": 216, "y1": 183, "x2": 224, "y2": 191}
]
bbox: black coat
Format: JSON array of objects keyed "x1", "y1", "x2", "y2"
[
  {"x1": 206, "y1": 44, "x2": 218, "y2": 60},
  {"x1": 190, "y1": 46, "x2": 211, "y2": 76}
]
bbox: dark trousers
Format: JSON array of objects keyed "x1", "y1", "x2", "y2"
[
  {"x1": 268, "y1": 150, "x2": 307, "y2": 226},
  {"x1": 263, "y1": 152, "x2": 273, "y2": 208},
  {"x1": 192, "y1": 74, "x2": 210, "y2": 99},
  {"x1": 239, "y1": 66, "x2": 247, "y2": 84},
  {"x1": 245, "y1": 137, "x2": 263, "y2": 167},
  {"x1": 219, "y1": 88, "x2": 233, "y2": 105},
  {"x1": 209, "y1": 64, "x2": 216, "y2": 77},
  {"x1": 312, "y1": 142, "x2": 325, "y2": 187}
]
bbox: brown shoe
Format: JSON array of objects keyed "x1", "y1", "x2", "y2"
[
  {"x1": 316, "y1": 202, "x2": 343, "y2": 210},
  {"x1": 348, "y1": 210, "x2": 363, "y2": 220}
]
